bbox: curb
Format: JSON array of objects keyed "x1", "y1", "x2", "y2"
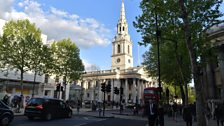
[{"x1": 111, "y1": 113, "x2": 130, "y2": 116}]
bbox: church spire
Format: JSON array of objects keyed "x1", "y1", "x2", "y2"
[
  {"x1": 119, "y1": 0, "x2": 126, "y2": 22},
  {"x1": 116, "y1": 0, "x2": 128, "y2": 35}
]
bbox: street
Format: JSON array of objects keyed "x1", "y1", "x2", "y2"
[
  {"x1": 10, "y1": 108, "x2": 217, "y2": 126},
  {"x1": 11, "y1": 115, "x2": 147, "y2": 126},
  {"x1": 11, "y1": 115, "x2": 106, "y2": 126}
]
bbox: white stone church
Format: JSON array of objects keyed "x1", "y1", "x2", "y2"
[{"x1": 80, "y1": 1, "x2": 157, "y2": 105}]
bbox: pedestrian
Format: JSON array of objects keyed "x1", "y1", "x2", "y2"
[
  {"x1": 183, "y1": 105, "x2": 193, "y2": 126},
  {"x1": 77, "y1": 100, "x2": 81, "y2": 114},
  {"x1": 158, "y1": 104, "x2": 164, "y2": 126},
  {"x1": 214, "y1": 104, "x2": 223, "y2": 126},
  {"x1": 172, "y1": 102, "x2": 177, "y2": 122},
  {"x1": 147, "y1": 99, "x2": 158, "y2": 126}
]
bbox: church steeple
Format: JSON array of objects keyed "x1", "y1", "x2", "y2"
[
  {"x1": 117, "y1": 0, "x2": 128, "y2": 35},
  {"x1": 111, "y1": 0, "x2": 133, "y2": 70}
]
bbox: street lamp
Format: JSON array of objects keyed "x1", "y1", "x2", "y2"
[{"x1": 155, "y1": 5, "x2": 162, "y2": 99}]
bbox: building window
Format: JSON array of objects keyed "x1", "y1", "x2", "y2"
[
  {"x1": 117, "y1": 44, "x2": 121, "y2": 53},
  {"x1": 88, "y1": 82, "x2": 91, "y2": 89},
  {"x1": 128, "y1": 45, "x2": 130, "y2": 54},
  {"x1": 87, "y1": 93, "x2": 90, "y2": 98},
  {"x1": 120, "y1": 27, "x2": 121, "y2": 32},
  {"x1": 123, "y1": 27, "x2": 125, "y2": 31},
  {"x1": 44, "y1": 74, "x2": 49, "y2": 83},
  {"x1": 55, "y1": 76, "x2": 59, "y2": 82}
]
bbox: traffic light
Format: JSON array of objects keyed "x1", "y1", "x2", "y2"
[
  {"x1": 56, "y1": 84, "x2": 60, "y2": 91},
  {"x1": 106, "y1": 83, "x2": 111, "y2": 93},
  {"x1": 101, "y1": 83, "x2": 106, "y2": 92},
  {"x1": 120, "y1": 87, "x2": 123, "y2": 95}
]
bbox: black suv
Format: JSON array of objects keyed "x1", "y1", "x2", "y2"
[
  {"x1": 24, "y1": 97, "x2": 72, "y2": 120},
  {"x1": 0, "y1": 100, "x2": 14, "y2": 126}
]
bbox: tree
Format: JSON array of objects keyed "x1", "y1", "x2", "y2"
[
  {"x1": 51, "y1": 38, "x2": 84, "y2": 100},
  {"x1": 29, "y1": 43, "x2": 53, "y2": 97},
  {"x1": 134, "y1": 0, "x2": 223, "y2": 125},
  {"x1": 0, "y1": 19, "x2": 42, "y2": 98},
  {"x1": 142, "y1": 38, "x2": 192, "y2": 105}
]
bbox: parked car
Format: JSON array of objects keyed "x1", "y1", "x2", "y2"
[
  {"x1": 24, "y1": 97, "x2": 72, "y2": 120},
  {"x1": 0, "y1": 100, "x2": 14, "y2": 126}
]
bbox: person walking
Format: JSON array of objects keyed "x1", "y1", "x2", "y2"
[
  {"x1": 147, "y1": 99, "x2": 158, "y2": 126},
  {"x1": 158, "y1": 104, "x2": 164, "y2": 126},
  {"x1": 214, "y1": 104, "x2": 223, "y2": 126},
  {"x1": 183, "y1": 105, "x2": 193, "y2": 126}
]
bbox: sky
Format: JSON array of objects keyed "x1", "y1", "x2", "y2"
[
  {"x1": 0, "y1": 0, "x2": 223, "y2": 72},
  {"x1": 0, "y1": 0, "x2": 145, "y2": 71}
]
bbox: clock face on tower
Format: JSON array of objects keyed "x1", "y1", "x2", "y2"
[{"x1": 116, "y1": 58, "x2": 121, "y2": 63}]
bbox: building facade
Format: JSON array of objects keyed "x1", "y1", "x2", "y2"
[
  {"x1": 202, "y1": 24, "x2": 224, "y2": 101},
  {"x1": 80, "y1": 1, "x2": 157, "y2": 105}
]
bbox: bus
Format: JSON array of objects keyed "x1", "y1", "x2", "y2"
[{"x1": 143, "y1": 87, "x2": 160, "y2": 104}]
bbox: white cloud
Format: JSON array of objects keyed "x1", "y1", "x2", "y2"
[
  {"x1": 82, "y1": 60, "x2": 101, "y2": 72},
  {"x1": 1, "y1": 0, "x2": 111, "y2": 48}
]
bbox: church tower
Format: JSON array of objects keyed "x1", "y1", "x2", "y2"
[{"x1": 111, "y1": 0, "x2": 133, "y2": 70}]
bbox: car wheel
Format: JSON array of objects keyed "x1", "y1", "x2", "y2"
[
  {"x1": 67, "y1": 111, "x2": 72, "y2": 118},
  {"x1": 45, "y1": 113, "x2": 52, "y2": 121},
  {"x1": 1, "y1": 116, "x2": 10, "y2": 126}
]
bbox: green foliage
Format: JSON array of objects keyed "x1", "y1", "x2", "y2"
[
  {"x1": 51, "y1": 38, "x2": 84, "y2": 82},
  {"x1": 0, "y1": 19, "x2": 42, "y2": 94}
]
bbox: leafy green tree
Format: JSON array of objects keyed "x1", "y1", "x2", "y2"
[
  {"x1": 51, "y1": 38, "x2": 84, "y2": 100},
  {"x1": 134, "y1": 0, "x2": 223, "y2": 125},
  {"x1": 142, "y1": 39, "x2": 192, "y2": 105},
  {"x1": 0, "y1": 19, "x2": 42, "y2": 97},
  {"x1": 29, "y1": 43, "x2": 53, "y2": 97}
]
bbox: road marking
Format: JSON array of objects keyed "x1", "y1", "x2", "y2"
[
  {"x1": 74, "y1": 123, "x2": 87, "y2": 126},
  {"x1": 83, "y1": 117, "x2": 89, "y2": 120}
]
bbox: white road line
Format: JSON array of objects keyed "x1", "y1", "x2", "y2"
[{"x1": 74, "y1": 123, "x2": 87, "y2": 126}]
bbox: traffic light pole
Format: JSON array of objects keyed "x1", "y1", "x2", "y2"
[
  {"x1": 103, "y1": 91, "x2": 105, "y2": 116},
  {"x1": 119, "y1": 87, "x2": 123, "y2": 114}
]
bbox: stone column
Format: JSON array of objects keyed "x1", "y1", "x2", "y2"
[
  {"x1": 111, "y1": 79, "x2": 114, "y2": 102},
  {"x1": 91, "y1": 80, "x2": 94, "y2": 101},
  {"x1": 218, "y1": 50, "x2": 224, "y2": 100},
  {"x1": 132, "y1": 78, "x2": 136, "y2": 103},
  {"x1": 98, "y1": 80, "x2": 103, "y2": 102},
  {"x1": 125, "y1": 79, "x2": 128, "y2": 103},
  {"x1": 137, "y1": 79, "x2": 141, "y2": 104}
]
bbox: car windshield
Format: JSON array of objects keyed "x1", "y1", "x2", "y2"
[
  {"x1": 27, "y1": 98, "x2": 45, "y2": 106},
  {"x1": 0, "y1": 101, "x2": 9, "y2": 109}
]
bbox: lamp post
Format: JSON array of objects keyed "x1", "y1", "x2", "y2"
[{"x1": 155, "y1": 5, "x2": 162, "y2": 99}]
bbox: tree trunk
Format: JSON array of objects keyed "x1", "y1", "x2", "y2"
[
  {"x1": 184, "y1": 81, "x2": 188, "y2": 106},
  {"x1": 179, "y1": 84, "x2": 186, "y2": 105},
  {"x1": 179, "y1": 0, "x2": 207, "y2": 125},
  {"x1": 32, "y1": 71, "x2": 37, "y2": 97}
]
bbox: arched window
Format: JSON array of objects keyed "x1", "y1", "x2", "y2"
[
  {"x1": 123, "y1": 27, "x2": 125, "y2": 31},
  {"x1": 120, "y1": 27, "x2": 121, "y2": 32},
  {"x1": 117, "y1": 44, "x2": 121, "y2": 53}
]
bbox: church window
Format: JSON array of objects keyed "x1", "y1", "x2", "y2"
[
  {"x1": 123, "y1": 27, "x2": 125, "y2": 31},
  {"x1": 120, "y1": 27, "x2": 121, "y2": 32},
  {"x1": 88, "y1": 82, "x2": 91, "y2": 89},
  {"x1": 128, "y1": 45, "x2": 130, "y2": 54},
  {"x1": 118, "y1": 44, "x2": 121, "y2": 53}
]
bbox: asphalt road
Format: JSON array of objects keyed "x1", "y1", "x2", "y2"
[{"x1": 11, "y1": 115, "x2": 106, "y2": 126}]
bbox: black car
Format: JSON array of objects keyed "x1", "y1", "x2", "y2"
[
  {"x1": 24, "y1": 97, "x2": 72, "y2": 120},
  {"x1": 0, "y1": 100, "x2": 14, "y2": 126}
]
